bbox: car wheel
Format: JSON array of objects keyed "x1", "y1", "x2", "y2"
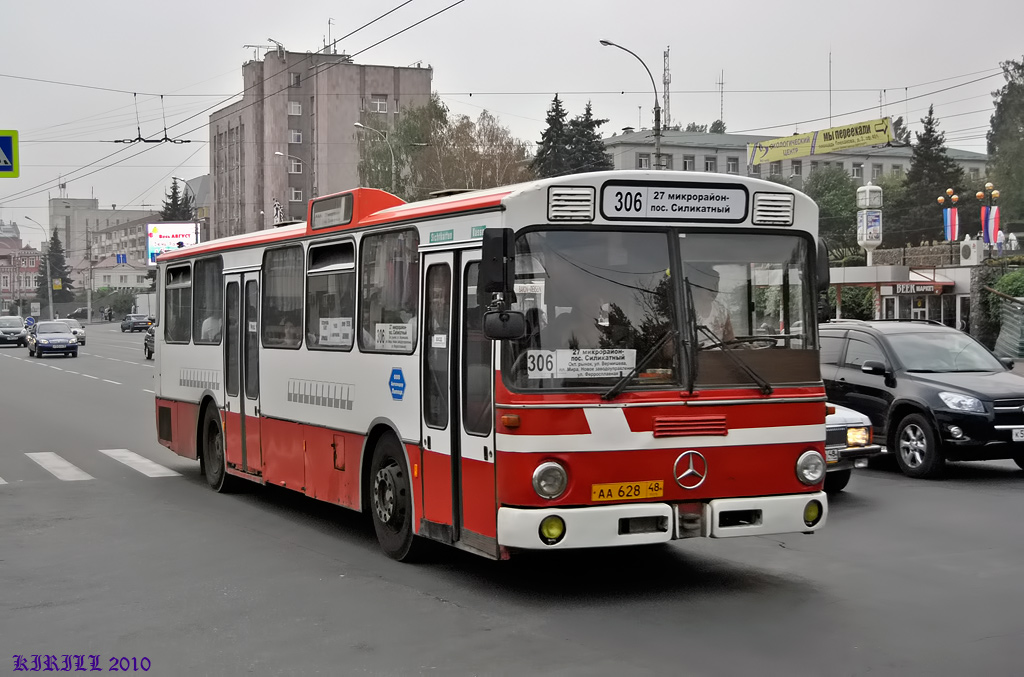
[
  {"x1": 71, "y1": 351, "x2": 78, "y2": 358},
  {"x1": 35, "y1": 348, "x2": 42, "y2": 358},
  {"x1": 368, "y1": 434, "x2": 423, "y2": 561},
  {"x1": 121, "y1": 327, "x2": 126, "y2": 332},
  {"x1": 201, "y1": 406, "x2": 238, "y2": 493},
  {"x1": 824, "y1": 468, "x2": 852, "y2": 495},
  {"x1": 894, "y1": 413, "x2": 944, "y2": 479}
]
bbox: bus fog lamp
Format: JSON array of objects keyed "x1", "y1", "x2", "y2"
[
  {"x1": 538, "y1": 515, "x2": 566, "y2": 545},
  {"x1": 532, "y1": 461, "x2": 567, "y2": 499},
  {"x1": 803, "y1": 500, "x2": 823, "y2": 527},
  {"x1": 796, "y1": 450, "x2": 825, "y2": 485}
]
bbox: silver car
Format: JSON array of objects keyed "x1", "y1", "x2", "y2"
[
  {"x1": 824, "y1": 403, "x2": 883, "y2": 494},
  {"x1": 62, "y1": 318, "x2": 87, "y2": 345}
]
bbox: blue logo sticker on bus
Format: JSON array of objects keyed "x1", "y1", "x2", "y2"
[{"x1": 389, "y1": 368, "x2": 406, "y2": 401}]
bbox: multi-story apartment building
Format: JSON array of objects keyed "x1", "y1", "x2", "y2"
[
  {"x1": 209, "y1": 46, "x2": 432, "y2": 239},
  {"x1": 67, "y1": 214, "x2": 155, "y2": 292},
  {"x1": 0, "y1": 246, "x2": 42, "y2": 313},
  {"x1": 603, "y1": 129, "x2": 988, "y2": 186},
  {"x1": 47, "y1": 198, "x2": 157, "y2": 267}
]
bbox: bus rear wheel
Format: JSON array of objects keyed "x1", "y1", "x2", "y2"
[
  {"x1": 201, "y1": 406, "x2": 237, "y2": 493},
  {"x1": 369, "y1": 434, "x2": 422, "y2": 561}
]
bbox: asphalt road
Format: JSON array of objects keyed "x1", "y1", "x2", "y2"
[{"x1": 2, "y1": 323, "x2": 1023, "y2": 676}]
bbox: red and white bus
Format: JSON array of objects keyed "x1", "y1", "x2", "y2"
[{"x1": 154, "y1": 170, "x2": 831, "y2": 560}]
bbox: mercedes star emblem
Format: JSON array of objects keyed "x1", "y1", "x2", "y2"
[{"x1": 673, "y1": 450, "x2": 708, "y2": 490}]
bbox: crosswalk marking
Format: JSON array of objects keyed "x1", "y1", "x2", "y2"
[
  {"x1": 25, "y1": 452, "x2": 94, "y2": 481},
  {"x1": 99, "y1": 449, "x2": 180, "y2": 477}
]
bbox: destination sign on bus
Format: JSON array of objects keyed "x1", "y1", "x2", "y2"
[
  {"x1": 600, "y1": 181, "x2": 748, "y2": 223},
  {"x1": 311, "y1": 193, "x2": 354, "y2": 230}
]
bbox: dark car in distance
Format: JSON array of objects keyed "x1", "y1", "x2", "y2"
[
  {"x1": 819, "y1": 319, "x2": 1024, "y2": 478},
  {"x1": 144, "y1": 325, "x2": 154, "y2": 360},
  {"x1": 0, "y1": 316, "x2": 27, "y2": 346},
  {"x1": 27, "y1": 321, "x2": 79, "y2": 358},
  {"x1": 121, "y1": 314, "x2": 152, "y2": 332}
]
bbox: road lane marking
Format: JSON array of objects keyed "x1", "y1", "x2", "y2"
[
  {"x1": 82, "y1": 374, "x2": 99, "y2": 379},
  {"x1": 66, "y1": 370, "x2": 79, "y2": 375},
  {"x1": 143, "y1": 389, "x2": 155, "y2": 394},
  {"x1": 99, "y1": 449, "x2": 180, "y2": 477},
  {"x1": 103, "y1": 379, "x2": 121, "y2": 385},
  {"x1": 25, "y1": 452, "x2": 94, "y2": 481},
  {"x1": 49, "y1": 365, "x2": 63, "y2": 370},
  {"x1": 0, "y1": 476, "x2": 7, "y2": 485}
]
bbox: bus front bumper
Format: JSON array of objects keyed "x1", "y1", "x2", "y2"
[{"x1": 496, "y1": 492, "x2": 828, "y2": 550}]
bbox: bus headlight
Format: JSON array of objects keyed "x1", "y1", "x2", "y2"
[
  {"x1": 796, "y1": 450, "x2": 825, "y2": 485},
  {"x1": 532, "y1": 461, "x2": 567, "y2": 499},
  {"x1": 846, "y1": 427, "x2": 870, "y2": 447}
]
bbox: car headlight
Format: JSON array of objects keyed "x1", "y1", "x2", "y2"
[
  {"x1": 846, "y1": 427, "x2": 870, "y2": 447},
  {"x1": 532, "y1": 461, "x2": 568, "y2": 499},
  {"x1": 39, "y1": 339, "x2": 49, "y2": 345},
  {"x1": 938, "y1": 392, "x2": 985, "y2": 413},
  {"x1": 69, "y1": 338, "x2": 77, "y2": 344},
  {"x1": 796, "y1": 450, "x2": 825, "y2": 485}
]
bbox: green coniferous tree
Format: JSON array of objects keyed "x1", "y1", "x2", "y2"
[
  {"x1": 887, "y1": 106, "x2": 965, "y2": 247},
  {"x1": 709, "y1": 119, "x2": 727, "y2": 134},
  {"x1": 531, "y1": 94, "x2": 571, "y2": 178},
  {"x1": 566, "y1": 101, "x2": 613, "y2": 174},
  {"x1": 35, "y1": 229, "x2": 75, "y2": 305},
  {"x1": 160, "y1": 179, "x2": 194, "y2": 221}
]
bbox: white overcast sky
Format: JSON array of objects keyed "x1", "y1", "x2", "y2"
[{"x1": 2, "y1": 0, "x2": 1020, "y2": 248}]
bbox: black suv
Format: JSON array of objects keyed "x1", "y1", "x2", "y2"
[{"x1": 819, "y1": 319, "x2": 1024, "y2": 478}]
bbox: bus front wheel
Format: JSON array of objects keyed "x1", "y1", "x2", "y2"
[{"x1": 368, "y1": 434, "x2": 422, "y2": 561}]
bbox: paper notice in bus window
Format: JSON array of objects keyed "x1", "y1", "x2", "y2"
[
  {"x1": 375, "y1": 323, "x2": 414, "y2": 351},
  {"x1": 527, "y1": 348, "x2": 636, "y2": 379},
  {"x1": 319, "y1": 317, "x2": 353, "y2": 347},
  {"x1": 431, "y1": 334, "x2": 447, "y2": 349}
]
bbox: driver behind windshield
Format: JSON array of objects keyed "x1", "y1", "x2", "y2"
[{"x1": 685, "y1": 263, "x2": 735, "y2": 345}]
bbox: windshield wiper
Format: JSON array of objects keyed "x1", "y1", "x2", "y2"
[
  {"x1": 682, "y1": 279, "x2": 773, "y2": 396},
  {"x1": 601, "y1": 329, "x2": 677, "y2": 400}
]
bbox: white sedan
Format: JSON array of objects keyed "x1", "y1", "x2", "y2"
[
  {"x1": 62, "y1": 318, "x2": 87, "y2": 346},
  {"x1": 824, "y1": 403, "x2": 883, "y2": 494}
]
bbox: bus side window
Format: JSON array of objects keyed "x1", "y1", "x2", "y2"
[
  {"x1": 165, "y1": 264, "x2": 192, "y2": 344},
  {"x1": 261, "y1": 246, "x2": 304, "y2": 349},
  {"x1": 359, "y1": 229, "x2": 419, "y2": 354},
  {"x1": 192, "y1": 257, "x2": 223, "y2": 344}
]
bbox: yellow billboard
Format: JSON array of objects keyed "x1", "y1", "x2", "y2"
[{"x1": 746, "y1": 118, "x2": 893, "y2": 166}]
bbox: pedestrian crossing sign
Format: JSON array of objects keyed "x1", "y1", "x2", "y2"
[{"x1": 0, "y1": 130, "x2": 18, "y2": 178}]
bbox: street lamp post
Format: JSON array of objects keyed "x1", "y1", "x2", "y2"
[
  {"x1": 23, "y1": 216, "x2": 55, "y2": 320},
  {"x1": 354, "y1": 122, "x2": 397, "y2": 194},
  {"x1": 936, "y1": 187, "x2": 960, "y2": 244},
  {"x1": 976, "y1": 182, "x2": 1002, "y2": 254},
  {"x1": 600, "y1": 39, "x2": 662, "y2": 170}
]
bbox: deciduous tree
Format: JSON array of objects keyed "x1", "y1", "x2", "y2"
[{"x1": 988, "y1": 57, "x2": 1024, "y2": 223}]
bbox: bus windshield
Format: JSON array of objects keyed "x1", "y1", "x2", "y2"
[{"x1": 502, "y1": 229, "x2": 819, "y2": 392}]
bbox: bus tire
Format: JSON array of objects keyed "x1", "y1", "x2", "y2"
[
  {"x1": 201, "y1": 406, "x2": 237, "y2": 493},
  {"x1": 368, "y1": 434, "x2": 422, "y2": 561}
]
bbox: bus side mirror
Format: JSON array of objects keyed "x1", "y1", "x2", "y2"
[
  {"x1": 479, "y1": 228, "x2": 516, "y2": 306},
  {"x1": 483, "y1": 309, "x2": 527, "y2": 340},
  {"x1": 816, "y1": 240, "x2": 830, "y2": 293}
]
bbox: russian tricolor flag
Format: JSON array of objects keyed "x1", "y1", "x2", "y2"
[
  {"x1": 982, "y1": 205, "x2": 1000, "y2": 244},
  {"x1": 943, "y1": 208, "x2": 959, "y2": 241}
]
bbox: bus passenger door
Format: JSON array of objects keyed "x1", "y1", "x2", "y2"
[
  {"x1": 222, "y1": 278, "x2": 245, "y2": 472},
  {"x1": 420, "y1": 253, "x2": 455, "y2": 529},
  {"x1": 241, "y1": 274, "x2": 263, "y2": 474},
  {"x1": 457, "y1": 252, "x2": 497, "y2": 552}
]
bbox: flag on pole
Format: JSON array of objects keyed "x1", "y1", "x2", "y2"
[
  {"x1": 943, "y1": 208, "x2": 959, "y2": 241},
  {"x1": 982, "y1": 205, "x2": 1000, "y2": 244}
]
